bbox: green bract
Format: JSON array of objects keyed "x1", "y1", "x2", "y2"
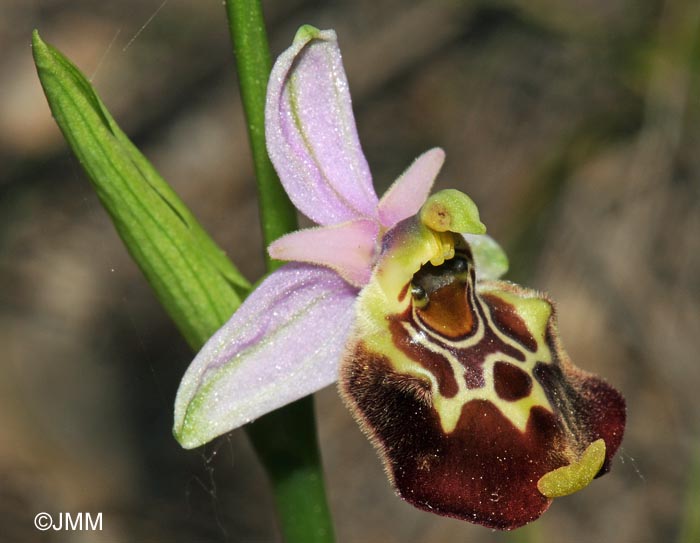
[{"x1": 32, "y1": 31, "x2": 250, "y2": 349}]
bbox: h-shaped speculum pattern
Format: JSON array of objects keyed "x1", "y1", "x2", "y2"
[{"x1": 173, "y1": 25, "x2": 626, "y2": 531}]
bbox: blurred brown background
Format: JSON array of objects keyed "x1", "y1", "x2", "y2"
[{"x1": 1, "y1": 0, "x2": 699, "y2": 542}]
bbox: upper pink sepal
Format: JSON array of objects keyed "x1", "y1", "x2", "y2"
[
  {"x1": 378, "y1": 147, "x2": 445, "y2": 229},
  {"x1": 269, "y1": 219, "x2": 379, "y2": 288},
  {"x1": 265, "y1": 26, "x2": 378, "y2": 225}
]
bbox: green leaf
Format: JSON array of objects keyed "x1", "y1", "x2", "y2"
[{"x1": 32, "y1": 30, "x2": 250, "y2": 349}]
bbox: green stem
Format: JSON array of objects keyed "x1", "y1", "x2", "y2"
[
  {"x1": 247, "y1": 399, "x2": 334, "y2": 543},
  {"x1": 224, "y1": 2, "x2": 335, "y2": 542},
  {"x1": 225, "y1": 0, "x2": 297, "y2": 265},
  {"x1": 502, "y1": 522, "x2": 541, "y2": 543}
]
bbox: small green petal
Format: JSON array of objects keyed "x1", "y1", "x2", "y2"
[{"x1": 463, "y1": 233, "x2": 509, "y2": 279}]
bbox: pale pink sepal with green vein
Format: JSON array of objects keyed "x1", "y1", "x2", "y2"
[{"x1": 174, "y1": 264, "x2": 356, "y2": 449}]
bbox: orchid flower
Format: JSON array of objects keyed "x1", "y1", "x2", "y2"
[{"x1": 173, "y1": 26, "x2": 626, "y2": 530}]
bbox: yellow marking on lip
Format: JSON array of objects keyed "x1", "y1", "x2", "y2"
[
  {"x1": 362, "y1": 259, "x2": 557, "y2": 437},
  {"x1": 402, "y1": 323, "x2": 553, "y2": 434},
  {"x1": 537, "y1": 439, "x2": 606, "y2": 498}
]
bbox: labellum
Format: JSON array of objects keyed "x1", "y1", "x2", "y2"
[{"x1": 340, "y1": 191, "x2": 626, "y2": 530}]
